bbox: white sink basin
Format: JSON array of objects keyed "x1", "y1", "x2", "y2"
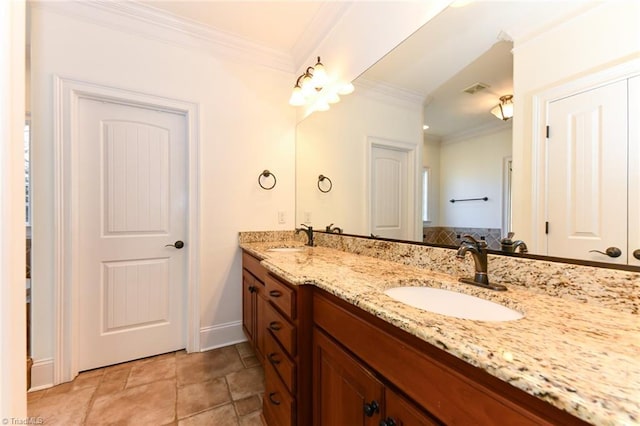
[
  {"x1": 384, "y1": 287, "x2": 523, "y2": 322},
  {"x1": 266, "y1": 247, "x2": 305, "y2": 253}
]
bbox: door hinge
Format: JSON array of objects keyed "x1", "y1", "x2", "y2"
[
  {"x1": 545, "y1": 221, "x2": 549, "y2": 234},
  {"x1": 546, "y1": 125, "x2": 550, "y2": 138}
]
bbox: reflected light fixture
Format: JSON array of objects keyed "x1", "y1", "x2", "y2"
[
  {"x1": 289, "y1": 56, "x2": 354, "y2": 110},
  {"x1": 490, "y1": 95, "x2": 514, "y2": 121}
]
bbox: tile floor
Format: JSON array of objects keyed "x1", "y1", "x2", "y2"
[{"x1": 27, "y1": 343, "x2": 266, "y2": 426}]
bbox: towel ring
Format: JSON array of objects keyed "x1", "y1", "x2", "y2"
[
  {"x1": 258, "y1": 170, "x2": 277, "y2": 190},
  {"x1": 317, "y1": 174, "x2": 332, "y2": 193}
]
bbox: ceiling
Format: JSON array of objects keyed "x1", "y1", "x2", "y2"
[
  {"x1": 138, "y1": 1, "x2": 598, "y2": 139},
  {"x1": 139, "y1": 0, "x2": 344, "y2": 66},
  {"x1": 360, "y1": 0, "x2": 599, "y2": 140}
]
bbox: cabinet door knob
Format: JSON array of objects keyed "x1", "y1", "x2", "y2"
[
  {"x1": 363, "y1": 400, "x2": 380, "y2": 417},
  {"x1": 380, "y1": 418, "x2": 397, "y2": 426},
  {"x1": 268, "y1": 321, "x2": 282, "y2": 331},
  {"x1": 633, "y1": 249, "x2": 640, "y2": 260},
  {"x1": 268, "y1": 392, "x2": 281, "y2": 406},
  {"x1": 589, "y1": 247, "x2": 622, "y2": 258}
]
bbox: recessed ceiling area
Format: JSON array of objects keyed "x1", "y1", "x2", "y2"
[
  {"x1": 423, "y1": 40, "x2": 514, "y2": 140},
  {"x1": 359, "y1": 0, "x2": 598, "y2": 140}
]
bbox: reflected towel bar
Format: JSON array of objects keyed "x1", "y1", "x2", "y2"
[{"x1": 450, "y1": 197, "x2": 488, "y2": 203}]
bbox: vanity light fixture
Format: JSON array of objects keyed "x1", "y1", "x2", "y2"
[
  {"x1": 490, "y1": 95, "x2": 514, "y2": 121},
  {"x1": 289, "y1": 56, "x2": 354, "y2": 110}
]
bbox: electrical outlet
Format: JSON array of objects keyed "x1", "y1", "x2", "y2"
[
  {"x1": 278, "y1": 211, "x2": 286, "y2": 224},
  {"x1": 304, "y1": 212, "x2": 312, "y2": 224}
]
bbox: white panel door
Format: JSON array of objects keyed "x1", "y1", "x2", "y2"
[
  {"x1": 371, "y1": 145, "x2": 408, "y2": 239},
  {"x1": 77, "y1": 98, "x2": 186, "y2": 371},
  {"x1": 629, "y1": 75, "x2": 640, "y2": 267},
  {"x1": 546, "y1": 80, "x2": 628, "y2": 263}
]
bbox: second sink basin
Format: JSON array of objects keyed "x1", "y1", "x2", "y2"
[
  {"x1": 266, "y1": 247, "x2": 305, "y2": 253},
  {"x1": 384, "y1": 286, "x2": 523, "y2": 322}
]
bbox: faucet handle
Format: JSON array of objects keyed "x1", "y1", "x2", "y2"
[
  {"x1": 461, "y1": 234, "x2": 487, "y2": 249},
  {"x1": 299, "y1": 223, "x2": 311, "y2": 230}
]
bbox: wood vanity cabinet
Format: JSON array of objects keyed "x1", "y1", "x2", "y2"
[
  {"x1": 313, "y1": 326, "x2": 438, "y2": 426},
  {"x1": 242, "y1": 252, "x2": 267, "y2": 362},
  {"x1": 261, "y1": 271, "x2": 313, "y2": 426},
  {"x1": 312, "y1": 288, "x2": 589, "y2": 426}
]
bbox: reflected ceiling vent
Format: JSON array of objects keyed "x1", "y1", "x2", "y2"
[{"x1": 463, "y1": 82, "x2": 490, "y2": 95}]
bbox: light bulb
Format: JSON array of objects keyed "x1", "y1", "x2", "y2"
[
  {"x1": 337, "y1": 82, "x2": 354, "y2": 95},
  {"x1": 314, "y1": 99, "x2": 330, "y2": 112},
  {"x1": 311, "y1": 57, "x2": 328, "y2": 89},
  {"x1": 301, "y1": 73, "x2": 315, "y2": 97},
  {"x1": 289, "y1": 86, "x2": 305, "y2": 106},
  {"x1": 326, "y1": 91, "x2": 340, "y2": 104}
]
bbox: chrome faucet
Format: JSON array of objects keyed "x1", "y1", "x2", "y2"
[
  {"x1": 295, "y1": 224, "x2": 314, "y2": 246},
  {"x1": 456, "y1": 235, "x2": 507, "y2": 291}
]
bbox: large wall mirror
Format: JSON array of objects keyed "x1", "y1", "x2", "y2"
[{"x1": 295, "y1": 1, "x2": 640, "y2": 268}]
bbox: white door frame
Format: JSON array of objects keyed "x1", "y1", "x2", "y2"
[
  {"x1": 530, "y1": 58, "x2": 640, "y2": 254},
  {"x1": 366, "y1": 136, "x2": 420, "y2": 241},
  {"x1": 53, "y1": 76, "x2": 200, "y2": 383}
]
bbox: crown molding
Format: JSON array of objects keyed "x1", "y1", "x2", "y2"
[
  {"x1": 355, "y1": 77, "x2": 425, "y2": 109},
  {"x1": 31, "y1": 0, "x2": 296, "y2": 73},
  {"x1": 290, "y1": 2, "x2": 353, "y2": 72},
  {"x1": 440, "y1": 120, "x2": 512, "y2": 145}
]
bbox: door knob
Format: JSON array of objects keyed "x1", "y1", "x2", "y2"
[
  {"x1": 165, "y1": 240, "x2": 184, "y2": 249},
  {"x1": 633, "y1": 249, "x2": 640, "y2": 260},
  {"x1": 589, "y1": 247, "x2": 621, "y2": 258}
]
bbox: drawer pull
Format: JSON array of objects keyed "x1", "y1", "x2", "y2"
[
  {"x1": 268, "y1": 392, "x2": 281, "y2": 406},
  {"x1": 267, "y1": 352, "x2": 281, "y2": 365},
  {"x1": 269, "y1": 290, "x2": 282, "y2": 298},
  {"x1": 380, "y1": 418, "x2": 397, "y2": 426},
  {"x1": 269, "y1": 321, "x2": 282, "y2": 331},
  {"x1": 364, "y1": 400, "x2": 380, "y2": 417}
]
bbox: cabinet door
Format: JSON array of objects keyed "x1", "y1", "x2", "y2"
[
  {"x1": 382, "y1": 388, "x2": 440, "y2": 426},
  {"x1": 313, "y1": 328, "x2": 384, "y2": 426},
  {"x1": 242, "y1": 270, "x2": 255, "y2": 341},
  {"x1": 254, "y1": 285, "x2": 266, "y2": 362}
]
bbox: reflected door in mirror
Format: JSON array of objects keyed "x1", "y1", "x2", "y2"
[{"x1": 546, "y1": 78, "x2": 637, "y2": 265}]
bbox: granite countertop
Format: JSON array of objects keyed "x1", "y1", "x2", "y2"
[{"x1": 240, "y1": 240, "x2": 639, "y2": 426}]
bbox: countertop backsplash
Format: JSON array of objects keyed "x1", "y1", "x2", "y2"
[{"x1": 238, "y1": 231, "x2": 639, "y2": 315}]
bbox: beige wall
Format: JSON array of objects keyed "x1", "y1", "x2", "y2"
[
  {"x1": 29, "y1": 5, "x2": 296, "y2": 385},
  {"x1": 438, "y1": 128, "x2": 512, "y2": 229},
  {"x1": 512, "y1": 1, "x2": 640, "y2": 250},
  {"x1": 296, "y1": 90, "x2": 422, "y2": 236}
]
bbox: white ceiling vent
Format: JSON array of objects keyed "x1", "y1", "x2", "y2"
[{"x1": 463, "y1": 82, "x2": 490, "y2": 95}]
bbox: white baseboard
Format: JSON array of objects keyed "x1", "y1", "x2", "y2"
[
  {"x1": 199, "y1": 321, "x2": 246, "y2": 352},
  {"x1": 29, "y1": 358, "x2": 54, "y2": 391},
  {"x1": 29, "y1": 323, "x2": 244, "y2": 390}
]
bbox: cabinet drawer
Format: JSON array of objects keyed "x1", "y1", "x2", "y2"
[
  {"x1": 385, "y1": 387, "x2": 440, "y2": 426},
  {"x1": 242, "y1": 251, "x2": 265, "y2": 282},
  {"x1": 264, "y1": 361, "x2": 295, "y2": 426},
  {"x1": 265, "y1": 274, "x2": 295, "y2": 319},
  {"x1": 265, "y1": 302, "x2": 296, "y2": 357},
  {"x1": 265, "y1": 328, "x2": 296, "y2": 394}
]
